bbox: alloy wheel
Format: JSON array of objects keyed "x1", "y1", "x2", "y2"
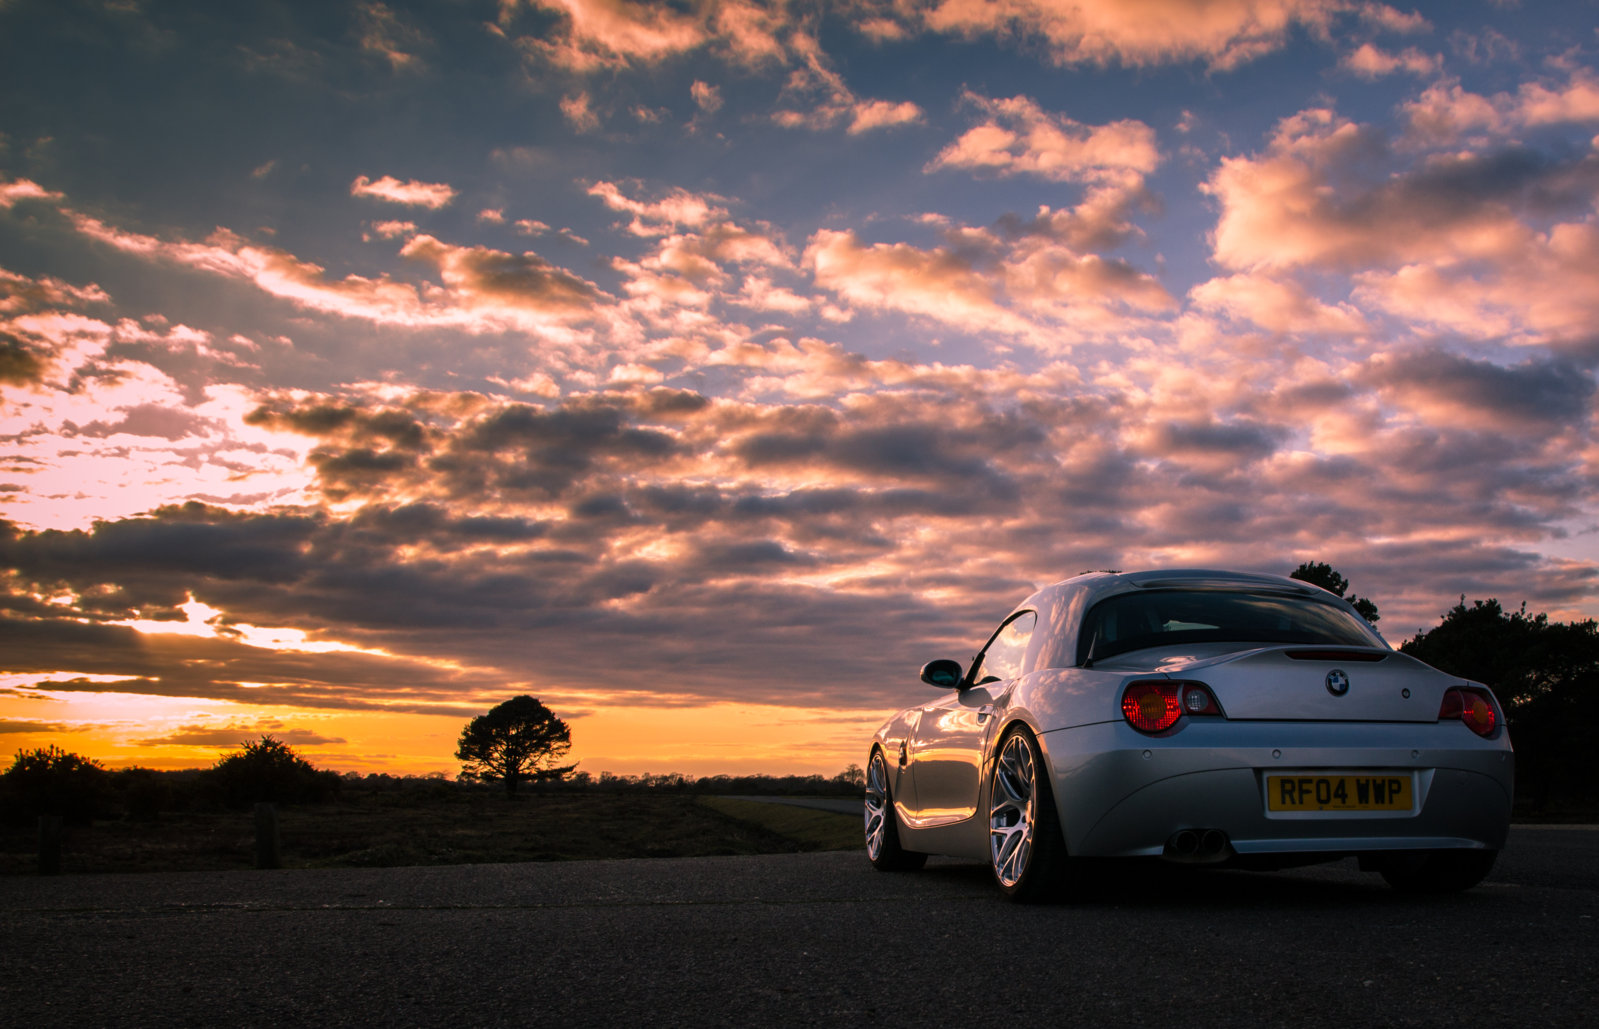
[
  {"x1": 865, "y1": 750, "x2": 890, "y2": 860},
  {"x1": 990, "y1": 732, "x2": 1037, "y2": 888}
]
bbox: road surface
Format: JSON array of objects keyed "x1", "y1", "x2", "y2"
[{"x1": 3, "y1": 826, "x2": 1595, "y2": 1027}]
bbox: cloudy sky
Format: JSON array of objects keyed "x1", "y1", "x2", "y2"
[{"x1": 3, "y1": 0, "x2": 1597, "y2": 777}]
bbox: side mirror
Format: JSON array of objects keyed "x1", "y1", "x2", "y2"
[{"x1": 920, "y1": 659, "x2": 965, "y2": 690}]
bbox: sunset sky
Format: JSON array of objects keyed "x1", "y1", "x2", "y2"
[{"x1": 3, "y1": 0, "x2": 1598, "y2": 778}]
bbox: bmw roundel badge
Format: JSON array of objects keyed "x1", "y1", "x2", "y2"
[{"x1": 1326, "y1": 669, "x2": 1351, "y2": 696}]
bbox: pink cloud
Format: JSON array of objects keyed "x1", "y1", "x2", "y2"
[
  {"x1": 916, "y1": 0, "x2": 1374, "y2": 71},
  {"x1": 367, "y1": 220, "x2": 417, "y2": 240},
  {"x1": 770, "y1": 29, "x2": 923, "y2": 134},
  {"x1": 0, "y1": 178, "x2": 64, "y2": 209},
  {"x1": 520, "y1": 0, "x2": 707, "y2": 69},
  {"x1": 927, "y1": 92, "x2": 1159, "y2": 182},
  {"x1": 588, "y1": 181, "x2": 726, "y2": 235},
  {"x1": 1189, "y1": 272, "x2": 1368, "y2": 335},
  {"x1": 68, "y1": 212, "x2": 606, "y2": 336},
  {"x1": 1205, "y1": 107, "x2": 1555, "y2": 272},
  {"x1": 400, "y1": 234, "x2": 604, "y2": 318},
  {"x1": 560, "y1": 91, "x2": 602, "y2": 132},
  {"x1": 845, "y1": 99, "x2": 924, "y2": 134},
  {"x1": 1516, "y1": 68, "x2": 1599, "y2": 127},
  {"x1": 356, "y1": 1, "x2": 429, "y2": 72},
  {"x1": 350, "y1": 174, "x2": 458, "y2": 209},
  {"x1": 1341, "y1": 42, "x2": 1440, "y2": 79},
  {"x1": 711, "y1": 0, "x2": 787, "y2": 65},
  {"x1": 1352, "y1": 221, "x2": 1599, "y2": 345},
  {"x1": 1403, "y1": 69, "x2": 1599, "y2": 145},
  {"x1": 1401, "y1": 80, "x2": 1507, "y2": 143},
  {"x1": 805, "y1": 226, "x2": 1171, "y2": 346},
  {"x1": 0, "y1": 266, "x2": 111, "y2": 315},
  {"x1": 691, "y1": 79, "x2": 723, "y2": 113}
]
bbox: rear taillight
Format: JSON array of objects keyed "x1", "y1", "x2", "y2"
[
  {"x1": 1122, "y1": 681, "x2": 1221, "y2": 733},
  {"x1": 1439, "y1": 687, "x2": 1498, "y2": 738}
]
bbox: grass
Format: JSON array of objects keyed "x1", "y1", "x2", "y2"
[
  {"x1": 697, "y1": 797, "x2": 862, "y2": 850},
  {"x1": 0, "y1": 789, "x2": 866, "y2": 875}
]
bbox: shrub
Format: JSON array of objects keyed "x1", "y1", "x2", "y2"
[
  {"x1": 112, "y1": 766, "x2": 174, "y2": 821},
  {"x1": 206, "y1": 735, "x2": 341, "y2": 808},
  {"x1": 1, "y1": 745, "x2": 112, "y2": 824}
]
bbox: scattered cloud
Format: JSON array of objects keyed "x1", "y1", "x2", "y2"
[
  {"x1": 350, "y1": 175, "x2": 458, "y2": 209},
  {"x1": 928, "y1": 92, "x2": 1159, "y2": 184},
  {"x1": 356, "y1": 1, "x2": 430, "y2": 72},
  {"x1": 1, "y1": 177, "x2": 64, "y2": 209},
  {"x1": 912, "y1": 0, "x2": 1416, "y2": 71},
  {"x1": 1342, "y1": 43, "x2": 1441, "y2": 79},
  {"x1": 560, "y1": 91, "x2": 602, "y2": 132},
  {"x1": 691, "y1": 79, "x2": 722, "y2": 113},
  {"x1": 772, "y1": 29, "x2": 923, "y2": 133}
]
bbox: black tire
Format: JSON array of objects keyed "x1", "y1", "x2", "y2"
[
  {"x1": 988, "y1": 726, "x2": 1069, "y2": 902},
  {"x1": 865, "y1": 748, "x2": 927, "y2": 871},
  {"x1": 1379, "y1": 849, "x2": 1498, "y2": 893}
]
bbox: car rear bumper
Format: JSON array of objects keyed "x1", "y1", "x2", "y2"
[{"x1": 1037, "y1": 719, "x2": 1514, "y2": 859}]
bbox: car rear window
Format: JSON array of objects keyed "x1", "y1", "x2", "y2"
[{"x1": 1075, "y1": 589, "x2": 1384, "y2": 665}]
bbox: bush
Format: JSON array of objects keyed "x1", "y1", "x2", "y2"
[
  {"x1": 1, "y1": 745, "x2": 112, "y2": 824},
  {"x1": 112, "y1": 766, "x2": 175, "y2": 821},
  {"x1": 205, "y1": 735, "x2": 341, "y2": 808}
]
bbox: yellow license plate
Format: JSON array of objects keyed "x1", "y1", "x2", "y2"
[{"x1": 1266, "y1": 773, "x2": 1413, "y2": 812}]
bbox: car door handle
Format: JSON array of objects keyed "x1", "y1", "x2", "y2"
[{"x1": 976, "y1": 705, "x2": 994, "y2": 722}]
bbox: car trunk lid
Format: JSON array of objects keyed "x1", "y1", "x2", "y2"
[{"x1": 1096, "y1": 644, "x2": 1458, "y2": 722}]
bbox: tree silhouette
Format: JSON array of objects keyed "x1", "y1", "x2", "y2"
[
  {"x1": 1, "y1": 745, "x2": 109, "y2": 824},
  {"x1": 208, "y1": 735, "x2": 339, "y2": 808},
  {"x1": 1289, "y1": 561, "x2": 1380, "y2": 624},
  {"x1": 456, "y1": 696, "x2": 576, "y2": 796},
  {"x1": 1402, "y1": 598, "x2": 1598, "y2": 811}
]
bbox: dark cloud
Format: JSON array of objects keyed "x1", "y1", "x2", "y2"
[
  {"x1": 68, "y1": 403, "x2": 216, "y2": 441},
  {"x1": 136, "y1": 723, "x2": 347, "y2": 747},
  {"x1": 0, "y1": 332, "x2": 45, "y2": 385},
  {"x1": 0, "y1": 719, "x2": 85, "y2": 734},
  {"x1": 1396, "y1": 147, "x2": 1599, "y2": 221},
  {"x1": 400, "y1": 235, "x2": 604, "y2": 315},
  {"x1": 1147, "y1": 419, "x2": 1288, "y2": 461},
  {"x1": 3, "y1": 372, "x2": 1596, "y2": 716},
  {"x1": 1376, "y1": 349, "x2": 1594, "y2": 428}
]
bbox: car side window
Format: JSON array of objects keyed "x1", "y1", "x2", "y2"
[{"x1": 974, "y1": 611, "x2": 1037, "y2": 683}]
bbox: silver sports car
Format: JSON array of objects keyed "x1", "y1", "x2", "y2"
[{"x1": 865, "y1": 569, "x2": 1514, "y2": 901}]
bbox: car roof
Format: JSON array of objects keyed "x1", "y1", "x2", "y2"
[
  {"x1": 1011, "y1": 569, "x2": 1363, "y2": 669},
  {"x1": 1037, "y1": 568, "x2": 1325, "y2": 606}
]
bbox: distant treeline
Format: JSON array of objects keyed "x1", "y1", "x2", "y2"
[
  {"x1": 0, "y1": 736, "x2": 342, "y2": 826},
  {"x1": 528, "y1": 767, "x2": 866, "y2": 796},
  {"x1": 1, "y1": 743, "x2": 867, "y2": 828},
  {"x1": 1400, "y1": 597, "x2": 1597, "y2": 815},
  {"x1": 320, "y1": 767, "x2": 867, "y2": 798}
]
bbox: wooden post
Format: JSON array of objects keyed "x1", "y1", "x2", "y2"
[
  {"x1": 38, "y1": 815, "x2": 62, "y2": 875},
  {"x1": 254, "y1": 802, "x2": 281, "y2": 869}
]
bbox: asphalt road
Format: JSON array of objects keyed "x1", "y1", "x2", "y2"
[{"x1": 3, "y1": 826, "x2": 1595, "y2": 1028}]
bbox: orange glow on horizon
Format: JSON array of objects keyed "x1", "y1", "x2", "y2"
[{"x1": 0, "y1": 690, "x2": 887, "y2": 780}]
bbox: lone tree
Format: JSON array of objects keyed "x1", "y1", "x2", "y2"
[
  {"x1": 1290, "y1": 561, "x2": 1380, "y2": 624},
  {"x1": 456, "y1": 695, "x2": 576, "y2": 796}
]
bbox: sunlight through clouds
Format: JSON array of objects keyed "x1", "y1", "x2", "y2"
[{"x1": 2, "y1": 0, "x2": 1596, "y2": 777}]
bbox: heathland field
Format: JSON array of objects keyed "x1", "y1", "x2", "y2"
[{"x1": 0, "y1": 783, "x2": 863, "y2": 875}]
